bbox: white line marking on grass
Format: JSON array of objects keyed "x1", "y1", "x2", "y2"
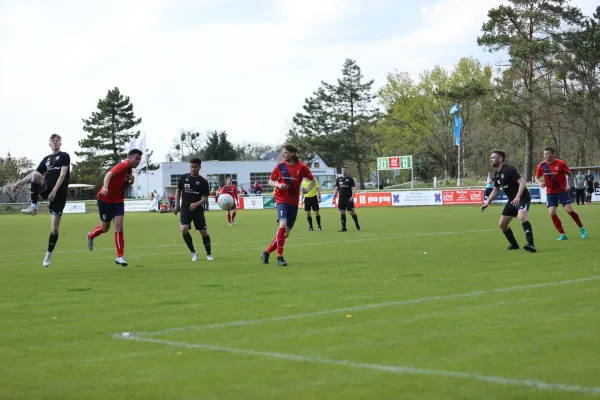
[
  {"x1": 115, "y1": 334, "x2": 600, "y2": 395},
  {"x1": 5, "y1": 228, "x2": 504, "y2": 267},
  {"x1": 139, "y1": 275, "x2": 600, "y2": 336},
  {"x1": 0, "y1": 227, "x2": 498, "y2": 259},
  {"x1": 3, "y1": 218, "x2": 597, "y2": 260}
]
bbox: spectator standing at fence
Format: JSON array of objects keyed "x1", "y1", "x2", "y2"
[
  {"x1": 585, "y1": 169, "x2": 595, "y2": 204},
  {"x1": 574, "y1": 170, "x2": 586, "y2": 206},
  {"x1": 485, "y1": 172, "x2": 494, "y2": 198}
]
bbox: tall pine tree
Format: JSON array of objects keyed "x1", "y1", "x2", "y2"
[
  {"x1": 76, "y1": 87, "x2": 142, "y2": 171},
  {"x1": 290, "y1": 59, "x2": 380, "y2": 187},
  {"x1": 477, "y1": 0, "x2": 582, "y2": 179}
]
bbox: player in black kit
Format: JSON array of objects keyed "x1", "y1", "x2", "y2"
[
  {"x1": 173, "y1": 158, "x2": 213, "y2": 261},
  {"x1": 480, "y1": 150, "x2": 536, "y2": 252},
  {"x1": 332, "y1": 166, "x2": 360, "y2": 232},
  {"x1": 12, "y1": 134, "x2": 71, "y2": 267}
]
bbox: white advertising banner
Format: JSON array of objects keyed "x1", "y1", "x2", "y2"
[
  {"x1": 124, "y1": 200, "x2": 153, "y2": 212},
  {"x1": 243, "y1": 196, "x2": 264, "y2": 210},
  {"x1": 391, "y1": 191, "x2": 443, "y2": 206},
  {"x1": 63, "y1": 202, "x2": 86, "y2": 214},
  {"x1": 208, "y1": 198, "x2": 220, "y2": 211}
]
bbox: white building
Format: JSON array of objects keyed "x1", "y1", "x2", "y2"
[{"x1": 130, "y1": 155, "x2": 336, "y2": 198}]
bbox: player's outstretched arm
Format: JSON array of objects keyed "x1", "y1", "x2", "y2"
[
  {"x1": 481, "y1": 186, "x2": 500, "y2": 211},
  {"x1": 331, "y1": 187, "x2": 338, "y2": 203}
]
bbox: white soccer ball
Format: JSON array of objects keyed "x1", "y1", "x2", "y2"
[{"x1": 217, "y1": 193, "x2": 234, "y2": 210}]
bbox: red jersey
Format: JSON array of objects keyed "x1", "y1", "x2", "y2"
[
  {"x1": 220, "y1": 185, "x2": 238, "y2": 201},
  {"x1": 97, "y1": 160, "x2": 132, "y2": 203},
  {"x1": 270, "y1": 161, "x2": 314, "y2": 205},
  {"x1": 536, "y1": 158, "x2": 571, "y2": 195}
]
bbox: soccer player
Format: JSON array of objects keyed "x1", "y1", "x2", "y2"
[
  {"x1": 481, "y1": 150, "x2": 536, "y2": 252},
  {"x1": 332, "y1": 166, "x2": 360, "y2": 232},
  {"x1": 86, "y1": 149, "x2": 142, "y2": 266},
  {"x1": 220, "y1": 177, "x2": 239, "y2": 226},
  {"x1": 535, "y1": 147, "x2": 587, "y2": 240},
  {"x1": 300, "y1": 177, "x2": 322, "y2": 231},
  {"x1": 261, "y1": 144, "x2": 316, "y2": 266},
  {"x1": 12, "y1": 134, "x2": 70, "y2": 267},
  {"x1": 173, "y1": 158, "x2": 213, "y2": 261}
]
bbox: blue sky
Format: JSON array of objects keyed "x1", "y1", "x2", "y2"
[{"x1": 0, "y1": 0, "x2": 597, "y2": 164}]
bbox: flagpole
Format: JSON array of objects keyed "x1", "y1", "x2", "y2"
[{"x1": 457, "y1": 142, "x2": 461, "y2": 187}]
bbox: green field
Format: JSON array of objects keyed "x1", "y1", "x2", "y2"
[{"x1": 1, "y1": 204, "x2": 599, "y2": 399}]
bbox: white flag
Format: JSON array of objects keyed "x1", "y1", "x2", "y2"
[
  {"x1": 127, "y1": 136, "x2": 137, "y2": 152},
  {"x1": 136, "y1": 134, "x2": 147, "y2": 171}
]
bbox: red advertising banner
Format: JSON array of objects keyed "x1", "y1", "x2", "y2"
[
  {"x1": 389, "y1": 156, "x2": 400, "y2": 169},
  {"x1": 442, "y1": 190, "x2": 484, "y2": 205},
  {"x1": 354, "y1": 192, "x2": 393, "y2": 207}
]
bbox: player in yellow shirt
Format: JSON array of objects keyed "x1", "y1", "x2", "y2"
[{"x1": 301, "y1": 177, "x2": 322, "y2": 231}]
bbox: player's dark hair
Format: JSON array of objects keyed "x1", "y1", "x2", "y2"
[
  {"x1": 128, "y1": 149, "x2": 143, "y2": 157},
  {"x1": 544, "y1": 147, "x2": 555, "y2": 155},
  {"x1": 189, "y1": 157, "x2": 202, "y2": 166},
  {"x1": 49, "y1": 133, "x2": 61, "y2": 140},
  {"x1": 342, "y1": 166, "x2": 348, "y2": 169},
  {"x1": 491, "y1": 150, "x2": 506, "y2": 161},
  {"x1": 282, "y1": 143, "x2": 299, "y2": 163}
]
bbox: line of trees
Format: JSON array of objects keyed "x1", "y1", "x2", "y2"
[
  {"x1": 289, "y1": 1, "x2": 600, "y2": 188},
  {"x1": 2, "y1": 0, "x2": 599, "y2": 193}
]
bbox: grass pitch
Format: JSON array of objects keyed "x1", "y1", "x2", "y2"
[{"x1": 1, "y1": 204, "x2": 599, "y2": 399}]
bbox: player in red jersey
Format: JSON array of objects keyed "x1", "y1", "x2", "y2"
[
  {"x1": 220, "y1": 177, "x2": 239, "y2": 226},
  {"x1": 261, "y1": 144, "x2": 316, "y2": 266},
  {"x1": 86, "y1": 149, "x2": 143, "y2": 266},
  {"x1": 535, "y1": 147, "x2": 587, "y2": 240}
]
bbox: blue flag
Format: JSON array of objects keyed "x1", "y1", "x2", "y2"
[
  {"x1": 454, "y1": 115, "x2": 462, "y2": 146},
  {"x1": 449, "y1": 103, "x2": 459, "y2": 115},
  {"x1": 449, "y1": 103, "x2": 461, "y2": 146}
]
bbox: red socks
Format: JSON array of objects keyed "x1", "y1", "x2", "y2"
[
  {"x1": 551, "y1": 214, "x2": 565, "y2": 234},
  {"x1": 568, "y1": 210, "x2": 583, "y2": 228},
  {"x1": 227, "y1": 213, "x2": 231, "y2": 223},
  {"x1": 232, "y1": 210, "x2": 237, "y2": 222},
  {"x1": 88, "y1": 225, "x2": 103, "y2": 239},
  {"x1": 266, "y1": 237, "x2": 277, "y2": 254},
  {"x1": 115, "y1": 232, "x2": 124, "y2": 257},
  {"x1": 276, "y1": 227, "x2": 286, "y2": 257}
]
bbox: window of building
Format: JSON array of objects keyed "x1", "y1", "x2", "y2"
[
  {"x1": 206, "y1": 174, "x2": 237, "y2": 191},
  {"x1": 249, "y1": 172, "x2": 272, "y2": 193},
  {"x1": 170, "y1": 174, "x2": 183, "y2": 187},
  {"x1": 313, "y1": 161, "x2": 320, "y2": 168}
]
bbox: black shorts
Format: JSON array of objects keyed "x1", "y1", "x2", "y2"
[
  {"x1": 180, "y1": 211, "x2": 207, "y2": 231},
  {"x1": 587, "y1": 186, "x2": 594, "y2": 194},
  {"x1": 338, "y1": 197, "x2": 355, "y2": 212},
  {"x1": 502, "y1": 198, "x2": 531, "y2": 217},
  {"x1": 304, "y1": 196, "x2": 320, "y2": 212},
  {"x1": 97, "y1": 200, "x2": 125, "y2": 222},
  {"x1": 40, "y1": 181, "x2": 67, "y2": 218},
  {"x1": 485, "y1": 187, "x2": 494, "y2": 197}
]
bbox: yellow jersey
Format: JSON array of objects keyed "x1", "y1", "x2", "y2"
[{"x1": 302, "y1": 179, "x2": 319, "y2": 197}]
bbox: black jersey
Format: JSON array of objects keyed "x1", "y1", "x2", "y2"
[
  {"x1": 494, "y1": 164, "x2": 530, "y2": 201},
  {"x1": 36, "y1": 151, "x2": 71, "y2": 194},
  {"x1": 336, "y1": 176, "x2": 356, "y2": 198},
  {"x1": 178, "y1": 173, "x2": 209, "y2": 212}
]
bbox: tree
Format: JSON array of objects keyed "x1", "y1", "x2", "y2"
[
  {"x1": 290, "y1": 59, "x2": 380, "y2": 187},
  {"x1": 328, "y1": 59, "x2": 381, "y2": 188},
  {"x1": 0, "y1": 153, "x2": 34, "y2": 202},
  {"x1": 203, "y1": 130, "x2": 237, "y2": 161},
  {"x1": 234, "y1": 143, "x2": 279, "y2": 161},
  {"x1": 171, "y1": 130, "x2": 204, "y2": 161},
  {"x1": 477, "y1": 0, "x2": 583, "y2": 180},
  {"x1": 76, "y1": 87, "x2": 142, "y2": 172}
]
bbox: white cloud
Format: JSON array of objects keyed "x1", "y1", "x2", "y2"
[{"x1": 0, "y1": 0, "x2": 596, "y2": 164}]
